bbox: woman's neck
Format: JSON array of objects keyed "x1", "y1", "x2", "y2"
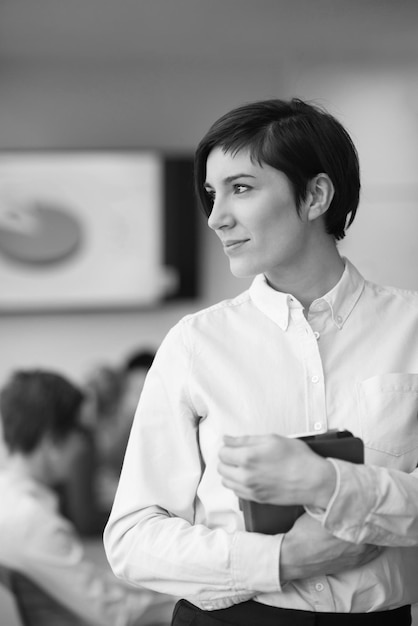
[{"x1": 264, "y1": 236, "x2": 345, "y2": 310}]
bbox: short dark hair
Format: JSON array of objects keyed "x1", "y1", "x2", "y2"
[
  {"x1": 194, "y1": 98, "x2": 360, "y2": 240},
  {"x1": 123, "y1": 350, "x2": 155, "y2": 373},
  {"x1": 0, "y1": 370, "x2": 84, "y2": 454}
]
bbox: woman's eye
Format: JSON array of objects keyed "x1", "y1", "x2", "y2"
[{"x1": 233, "y1": 184, "x2": 249, "y2": 194}]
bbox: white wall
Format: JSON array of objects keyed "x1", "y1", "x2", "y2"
[{"x1": 1, "y1": 56, "x2": 418, "y2": 386}]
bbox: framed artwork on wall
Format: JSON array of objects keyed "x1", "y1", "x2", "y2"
[{"x1": 0, "y1": 151, "x2": 197, "y2": 312}]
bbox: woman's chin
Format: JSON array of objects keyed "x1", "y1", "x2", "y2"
[{"x1": 229, "y1": 261, "x2": 257, "y2": 278}]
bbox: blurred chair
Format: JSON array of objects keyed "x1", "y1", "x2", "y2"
[{"x1": 0, "y1": 565, "x2": 85, "y2": 626}]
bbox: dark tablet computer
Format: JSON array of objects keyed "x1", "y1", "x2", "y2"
[{"x1": 239, "y1": 430, "x2": 363, "y2": 535}]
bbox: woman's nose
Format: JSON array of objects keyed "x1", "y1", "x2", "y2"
[{"x1": 207, "y1": 196, "x2": 234, "y2": 231}]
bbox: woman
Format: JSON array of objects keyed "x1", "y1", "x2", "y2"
[{"x1": 104, "y1": 99, "x2": 418, "y2": 625}]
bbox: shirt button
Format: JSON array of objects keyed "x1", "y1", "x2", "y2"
[
  {"x1": 313, "y1": 331, "x2": 320, "y2": 340},
  {"x1": 315, "y1": 582, "x2": 325, "y2": 592},
  {"x1": 311, "y1": 375, "x2": 319, "y2": 383},
  {"x1": 314, "y1": 422, "x2": 323, "y2": 431},
  {"x1": 336, "y1": 315, "x2": 343, "y2": 324}
]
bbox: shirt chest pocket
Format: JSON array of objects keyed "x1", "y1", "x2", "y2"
[{"x1": 356, "y1": 373, "x2": 418, "y2": 471}]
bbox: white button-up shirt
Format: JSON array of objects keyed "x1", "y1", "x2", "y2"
[{"x1": 104, "y1": 258, "x2": 418, "y2": 613}]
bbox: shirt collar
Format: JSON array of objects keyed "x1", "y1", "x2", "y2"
[{"x1": 249, "y1": 257, "x2": 365, "y2": 331}]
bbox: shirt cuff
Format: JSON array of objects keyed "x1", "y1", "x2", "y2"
[
  {"x1": 306, "y1": 458, "x2": 378, "y2": 543},
  {"x1": 304, "y1": 457, "x2": 340, "y2": 522},
  {"x1": 231, "y1": 530, "x2": 283, "y2": 593}
]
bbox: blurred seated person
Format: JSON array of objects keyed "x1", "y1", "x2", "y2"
[
  {"x1": 0, "y1": 369, "x2": 176, "y2": 626},
  {"x1": 112, "y1": 350, "x2": 155, "y2": 474},
  {"x1": 56, "y1": 415, "x2": 108, "y2": 537},
  {"x1": 86, "y1": 350, "x2": 155, "y2": 511}
]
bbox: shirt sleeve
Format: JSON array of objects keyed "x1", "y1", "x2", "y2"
[
  {"x1": 104, "y1": 321, "x2": 282, "y2": 610},
  {"x1": 11, "y1": 497, "x2": 172, "y2": 626},
  {"x1": 307, "y1": 458, "x2": 418, "y2": 546}
]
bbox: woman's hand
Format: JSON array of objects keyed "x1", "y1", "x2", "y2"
[
  {"x1": 280, "y1": 513, "x2": 381, "y2": 583},
  {"x1": 218, "y1": 434, "x2": 336, "y2": 509}
]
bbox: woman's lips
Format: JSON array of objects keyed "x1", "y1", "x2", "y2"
[{"x1": 223, "y1": 239, "x2": 249, "y2": 253}]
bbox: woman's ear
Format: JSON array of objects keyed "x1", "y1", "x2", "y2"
[{"x1": 305, "y1": 173, "x2": 335, "y2": 222}]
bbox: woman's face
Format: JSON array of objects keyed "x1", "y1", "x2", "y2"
[{"x1": 204, "y1": 147, "x2": 315, "y2": 287}]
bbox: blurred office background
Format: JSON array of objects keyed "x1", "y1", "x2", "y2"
[{"x1": 1, "y1": 0, "x2": 418, "y2": 388}]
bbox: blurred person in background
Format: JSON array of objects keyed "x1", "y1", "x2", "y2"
[
  {"x1": 0, "y1": 369, "x2": 175, "y2": 625},
  {"x1": 85, "y1": 350, "x2": 155, "y2": 513},
  {"x1": 56, "y1": 398, "x2": 108, "y2": 537},
  {"x1": 104, "y1": 350, "x2": 155, "y2": 476},
  {"x1": 105, "y1": 98, "x2": 418, "y2": 626}
]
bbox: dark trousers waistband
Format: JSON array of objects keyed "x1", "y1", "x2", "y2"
[{"x1": 171, "y1": 599, "x2": 412, "y2": 626}]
